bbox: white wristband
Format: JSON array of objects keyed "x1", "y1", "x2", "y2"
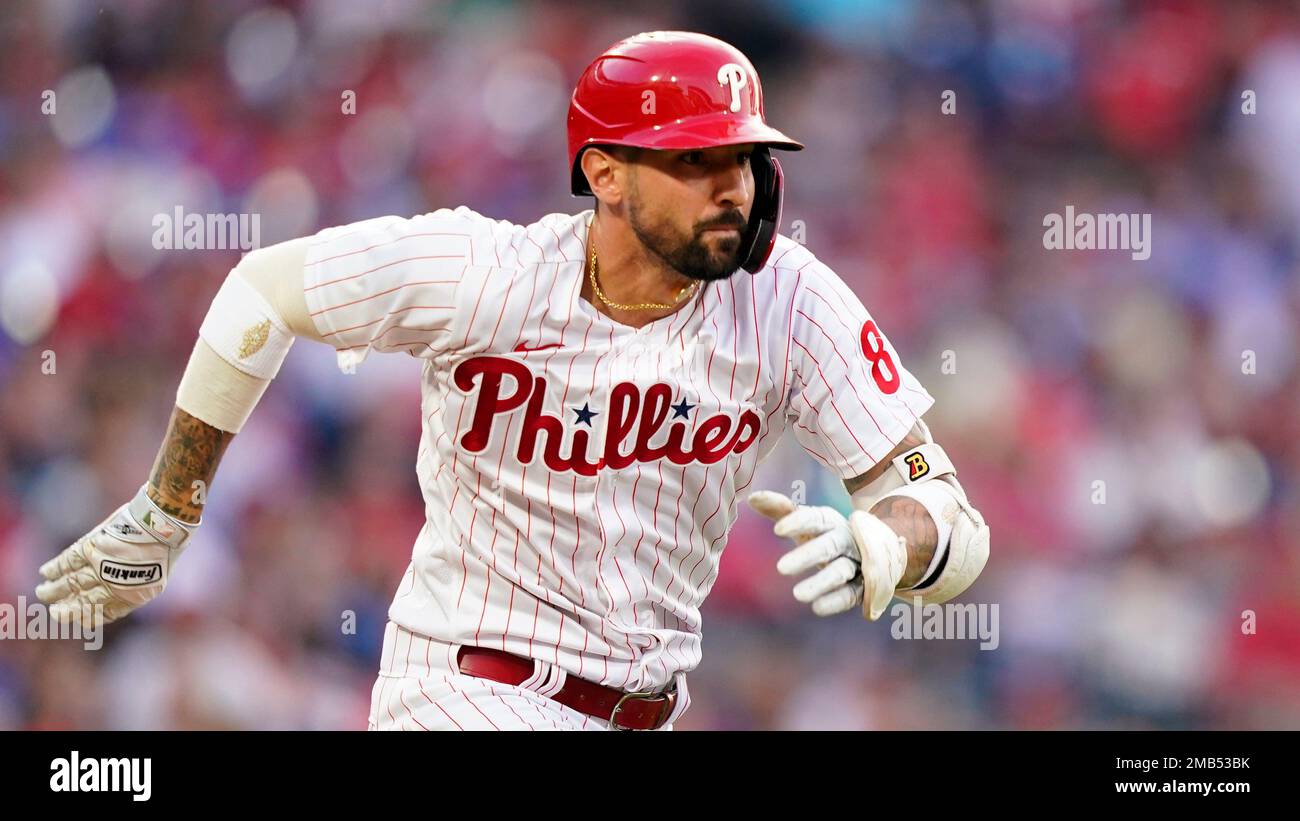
[{"x1": 175, "y1": 338, "x2": 271, "y2": 434}]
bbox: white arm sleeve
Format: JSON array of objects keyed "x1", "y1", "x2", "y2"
[{"x1": 176, "y1": 237, "x2": 318, "y2": 433}]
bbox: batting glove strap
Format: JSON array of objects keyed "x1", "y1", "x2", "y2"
[{"x1": 126, "y1": 484, "x2": 197, "y2": 550}]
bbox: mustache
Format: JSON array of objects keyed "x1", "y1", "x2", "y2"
[{"x1": 698, "y1": 213, "x2": 745, "y2": 232}]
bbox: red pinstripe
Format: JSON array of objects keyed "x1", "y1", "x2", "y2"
[
  {"x1": 525, "y1": 234, "x2": 548, "y2": 261},
  {"x1": 679, "y1": 298, "x2": 731, "y2": 619},
  {"x1": 792, "y1": 422, "x2": 831, "y2": 462},
  {"x1": 558, "y1": 306, "x2": 598, "y2": 612},
  {"x1": 510, "y1": 258, "x2": 543, "y2": 645},
  {"x1": 751, "y1": 268, "x2": 801, "y2": 472},
  {"x1": 459, "y1": 266, "x2": 492, "y2": 348},
  {"x1": 396, "y1": 685, "x2": 429, "y2": 730},
  {"x1": 623, "y1": 462, "x2": 649, "y2": 602},
  {"x1": 696, "y1": 275, "x2": 774, "y2": 594},
  {"x1": 794, "y1": 308, "x2": 905, "y2": 432},
  {"x1": 465, "y1": 474, "x2": 489, "y2": 618},
  {"x1": 428, "y1": 694, "x2": 465, "y2": 731},
  {"x1": 643, "y1": 314, "x2": 692, "y2": 677},
  {"x1": 324, "y1": 304, "x2": 454, "y2": 337},
  {"x1": 383, "y1": 675, "x2": 397, "y2": 725},
  {"x1": 792, "y1": 378, "x2": 857, "y2": 465},
  {"x1": 731, "y1": 273, "x2": 775, "y2": 500},
  {"x1": 468, "y1": 267, "x2": 519, "y2": 643},
  {"x1": 306, "y1": 254, "x2": 465, "y2": 292},
  {"x1": 646, "y1": 459, "x2": 670, "y2": 683},
  {"x1": 790, "y1": 336, "x2": 885, "y2": 459},
  {"x1": 305, "y1": 231, "x2": 469, "y2": 269},
  {"x1": 725, "y1": 278, "x2": 740, "y2": 395},
  {"x1": 334, "y1": 321, "x2": 450, "y2": 354},
  {"x1": 536, "y1": 259, "x2": 585, "y2": 667},
  {"x1": 587, "y1": 323, "x2": 624, "y2": 683},
  {"x1": 609, "y1": 476, "x2": 634, "y2": 607},
  {"x1": 659, "y1": 484, "x2": 689, "y2": 672},
  {"x1": 502, "y1": 530, "x2": 521, "y2": 648},
  {"x1": 451, "y1": 267, "x2": 495, "y2": 609},
  {"x1": 661, "y1": 288, "x2": 720, "y2": 661},
  {"x1": 587, "y1": 324, "x2": 639, "y2": 610},
  {"x1": 769, "y1": 244, "x2": 799, "y2": 268},
  {"x1": 449, "y1": 683, "x2": 503, "y2": 730},
  {"x1": 546, "y1": 224, "x2": 569, "y2": 261},
  {"x1": 311, "y1": 277, "x2": 460, "y2": 317},
  {"x1": 413, "y1": 639, "x2": 443, "y2": 716},
  {"x1": 540, "y1": 260, "x2": 583, "y2": 604},
  {"x1": 480, "y1": 681, "x2": 540, "y2": 730},
  {"x1": 473, "y1": 499, "x2": 501, "y2": 647}
]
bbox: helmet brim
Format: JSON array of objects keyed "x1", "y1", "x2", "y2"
[
  {"x1": 570, "y1": 112, "x2": 802, "y2": 195},
  {"x1": 614, "y1": 114, "x2": 803, "y2": 153}
]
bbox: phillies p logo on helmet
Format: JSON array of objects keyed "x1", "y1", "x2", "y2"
[{"x1": 717, "y1": 63, "x2": 747, "y2": 113}]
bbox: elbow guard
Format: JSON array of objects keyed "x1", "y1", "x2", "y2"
[{"x1": 851, "y1": 420, "x2": 990, "y2": 605}]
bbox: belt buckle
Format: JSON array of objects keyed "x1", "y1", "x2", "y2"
[{"x1": 608, "y1": 690, "x2": 660, "y2": 731}]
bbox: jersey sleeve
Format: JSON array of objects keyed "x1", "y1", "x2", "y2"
[
  {"x1": 301, "y1": 206, "x2": 491, "y2": 371},
  {"x1": 785, "y1": 263, "x2": 935, "y2": 480}
]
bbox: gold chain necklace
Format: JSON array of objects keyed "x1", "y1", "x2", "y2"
[{"x1": 587, "y1": 215, "x2": 700, "y2": 312}]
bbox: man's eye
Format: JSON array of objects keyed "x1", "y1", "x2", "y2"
[
  {"x1": 738, "y1": 152, "x2": 751, "y2": 166},
  {"x1": 682, "y1": 152, "x2": 703, "y2": 164}
]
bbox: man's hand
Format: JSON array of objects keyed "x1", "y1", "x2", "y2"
[
  {"x1": 748, "y1": 490, "x2": 908, "y2": 620},
  {"x1": 35, "y1": 485, "x2": 196, "y2": 625}
]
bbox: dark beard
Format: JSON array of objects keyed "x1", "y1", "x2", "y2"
[{"x1": 628, "y1": 202, "x2": 745, "y2": 283}]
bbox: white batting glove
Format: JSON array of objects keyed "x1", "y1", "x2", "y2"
[
  {"x1": 35, "y1": 484, "x2": 196, "y2": 625},
  {"x1": 748, "y1": 490, "x2": 908, "y2": 620}
]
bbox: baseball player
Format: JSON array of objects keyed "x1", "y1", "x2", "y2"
[{"x1": 35, "y1": 31, "x2": 989, "y2": 730}]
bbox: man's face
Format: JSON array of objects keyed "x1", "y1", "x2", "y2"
[{"x1": 621, "y1": 144, "x2": 756, "y2": 282}]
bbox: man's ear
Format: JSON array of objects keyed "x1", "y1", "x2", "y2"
[{"x1": 581, "y1": 146, "x2": 629, "y2": 209}]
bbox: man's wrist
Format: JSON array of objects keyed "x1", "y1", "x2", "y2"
[
  {"x1": 144, "y1": 482, "x2": 202, "y2": 527},
  {"x1": 869, "y1": 496, "x2": 939, "y2": 589}
]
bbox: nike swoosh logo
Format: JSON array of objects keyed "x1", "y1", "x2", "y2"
[{"x1": 513, "y1": 342, "x2": 562, "y2": 353}]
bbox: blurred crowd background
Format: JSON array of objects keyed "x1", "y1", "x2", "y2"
[{"x1": 1, "y1": 0, "x2": 1298, "y2": 730}]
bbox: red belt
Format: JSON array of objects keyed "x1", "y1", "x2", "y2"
[{"x1": 455, "y1": 646, "x2": 676, "y2": 731}]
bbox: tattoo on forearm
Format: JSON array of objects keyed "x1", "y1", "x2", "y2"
[
  {"x1": 147, "y1": 406, "x2": 232, "y2": 523},
  {"x1": 870, "y1": 495, "x2": 938, "y2": 589}
]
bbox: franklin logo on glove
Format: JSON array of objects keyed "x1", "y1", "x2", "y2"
[{"x1": 99, "y1": 561, "x2": 162, "y2": 586}]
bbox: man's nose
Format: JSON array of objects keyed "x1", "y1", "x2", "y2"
[{"x1": 714, "y1": 162, "x2": 751, "y2": 210}]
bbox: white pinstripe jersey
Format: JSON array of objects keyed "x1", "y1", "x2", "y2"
[{"x1": 302, "y1": 206, "x2": 934, "y2": 693}]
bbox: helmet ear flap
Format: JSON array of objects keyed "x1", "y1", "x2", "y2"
[
  {"x1": 571, "y1": 145, "x2": 595, "y2": 196},
  {"x1": 739, "y1": 147, "x2": 784, "y2": 273}
]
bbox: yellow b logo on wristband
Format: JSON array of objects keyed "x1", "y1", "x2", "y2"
[{"x1": 904, "y1": 451, "x2": 930, "y2": 481}]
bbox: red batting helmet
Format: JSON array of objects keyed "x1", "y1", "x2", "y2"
[{"x1": 567, "y1": 31, "x2": 803, "y2": 273}]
